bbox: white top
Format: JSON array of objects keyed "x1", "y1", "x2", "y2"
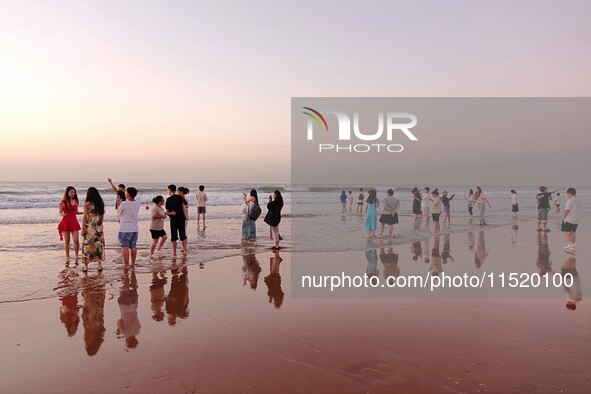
[
  {"x1": 421, "y1": 191, "x2": 432, "y2": 208},
  {"x1": 564, "y1": 197, "x2": 582, "y2": 224},
  {"x1": 431, "y1": 197, "x2": 442, "y2": 214},
  {"x1": 554, "y1": 196, "x2": 562, "y2": 206},
  {"x1": 467, "y1": 194, "x2": 475, "y2": 207},
  {"x1": 511, "y1": 194, "x2": 518, "y2": 205},
  {"x1": 196, "y1": 191, "x2": 208, "y2": 208},
  {"x1": 150, "y1": 205, "x2": 165, "y2": 231},
  {"x1": 117, "y1": 200, "x2": 141, "y2": 233}
]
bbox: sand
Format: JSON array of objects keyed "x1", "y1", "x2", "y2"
[{"x1": 0, "y1": 221, "x2": 590, "y2": 393}]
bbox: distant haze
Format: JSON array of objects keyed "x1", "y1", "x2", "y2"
[{"x1": 1, "y1": 1, "x2": 590, "y2": 183}]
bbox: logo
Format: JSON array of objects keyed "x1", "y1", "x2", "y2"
[{"x1": 302, "y1": 107, "x2": 418, "y2": 153}]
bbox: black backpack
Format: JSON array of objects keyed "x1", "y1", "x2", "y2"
[{"x1": 249, "y1": 204, "x2": 262, "y2": 221}]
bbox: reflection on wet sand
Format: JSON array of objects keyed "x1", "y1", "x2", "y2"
[
  {"x1": 411, "y1": 241, "x2": 422, "y2": 261},
  {"x1": 561, "y1": 255, "x2": 582, "y2": 310},
  {"x1": 474, "y1": 230, "x2": 490, "y2": 268},
  {"x1": 536, "y1": 232, "x2": 552, "y2": 275},
  {"x1": 242, "y1": 249, "x2": 261, "y2": 290},
  {"x1": 116, "y1": 271, "x2": 140, "y2": 348},
  {"x1": 81, "y1": 274, "x2": 106, "y2": 356},
  {"x1": 379, "y1": 246, "x2": 400, "y2": 279},
  {"x1": 442, "y1": 233, "x2": 454, "y2": 264},
  {"x1": 166, "y1": 266, "x2": 189, "y2": 326},
  {"x1": 150, "y1": 272, "x2": 167, "y2": 322},
  {"x1": 56, "y1": 267, "x2": 81, "y2": 337},
  {"x1": 264, "y1": 251, "x2": 284, "y2": 309},
  {"x1": 365, "y1": 248, "x2": 379, "y2": 278},
  {"x1": 429, "y1": 234, "x2": 443, "y2": 276}
]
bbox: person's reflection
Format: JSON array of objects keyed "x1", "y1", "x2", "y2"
[
  {"x1": 429, "y1": 234, "x2": 442, "y2": 276},
  {"x1": 116, "y1": 270, "x2": 140, "y2": 349},
  {"x1": 365, "y1": 248, "x2": 379, "y2": 278},
  {"x1": 511, "y1": 224, "x2": 519, "y2": 245},
  {"x1": 474, "y1": 231, "x2": 490, "y2": 268},
  {"x1": 411, "y1": 241, "x2": 422, "y2": 262},
  {"x1": 166, "y1": 266, "x2": 189, "y2": 326},
  {"x1": 561, "y1": 255, "x2": 581, "y2": 310},
  {"x1": 242, "y1": 249, "x2": 261, "y2": 290},
  {"x1": 441, "y1": 233, "x2": 454, "y2": 264},
  {"x1": 80, "y1": 274, "x2": 106, "y2": 356},
  {"x1": 467, "y1": 230, "x2": 475, "y2": 251},
  {"x1": 56, "y1": 267, "x2": 80, "y2": 337},
  {"x1": 264, "y1": 250, "x2": 284, "y2": 309},
  {"x1": 422, "y1": 238, "x2": 430, "y2": 264},
  {"x1": 536, "y1": 232, "x2": 552, "y2": 275},
  {"x1": 150, "y1": 272, "x2": 167, "y2": 322},
  {"x1": 379, "y1": 246, "x2": 400, "y2": 280}
]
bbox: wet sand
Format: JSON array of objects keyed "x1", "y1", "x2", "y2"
[{"x1": 1, "y1": 222, "x2": 590, "y2": 393}]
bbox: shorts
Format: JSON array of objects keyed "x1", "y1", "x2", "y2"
[
  {"x1": 432, "y1": 213, "x2": 440, "y2": 222},
  {"x1": 537, "y1": 208, "x2": 550, "y2": 222},
  {"x1": 150, "y1": 229, "x2": 166, "y2": 239},
  {"x1": 170, "y1": 220, "x2": 187, "y2": 242},
  {"x1": 357, "y1": 202, "x2": 363, "y2": 205},
  {"x1": 379, "y1": 213, "x2": 399, "y2": 225},
  {"x1": 422, "y1": 206, "x2": 430, "y2": 216},
  {"x1": 443, "y1": 206, "x2": 450, "y2": 213},
  {"x1": 561, "y1": 221, "x2": 578, "y2": 233},
  {"x1": 198, "y1": 207, "x2": 206, "y2": 214},
  {"x1": 512, "y1": 204, "x2": 519, "y2": 213},
  {"x1": 118, "y1": 232, "x2": 138, "y2": 248}
]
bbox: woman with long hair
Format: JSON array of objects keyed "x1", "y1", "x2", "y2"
[
  {"x1": 264, "y1": 190, "x2": 284, "y2": 250},
  {"x1": 466, "y1": 189, "x2": 475, "y2": 217},
  {"x1": 81, "y1": 187, "x2": 105, "y2": 272},
  {"x1": 242, "y1": 189, "x2": 259, "y2": 240},
  {"x1": 411, "y1": 187, "x2": 422, "y2": 225},
  {"x1": 474, "y1": 186, "x2": 492, "y2": 225},
  {"x1": 364, "y1": 189, "x2": 380, "y2": 238},
  {"x1": 58, "y1": 186, "x2": 82, "y2": 262}
]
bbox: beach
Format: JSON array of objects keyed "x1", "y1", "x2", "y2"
[{"x1": 0, "y1": 217, "x2": 589, "y2": 393}]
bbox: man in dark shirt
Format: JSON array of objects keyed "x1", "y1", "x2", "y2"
[
  {"x1": 536, "y1": 186, "x2": 560, "y2": 232},
  {"x1": 165, "y1": 184, "x2": 187, "y2": 256},
  {"x1": 107, "y1": 177, "x2": 126, "y2": 208}
]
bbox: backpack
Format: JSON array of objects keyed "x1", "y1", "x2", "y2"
[{"x1": 249, "y1": 204, "x2": 262, "y2": 221}]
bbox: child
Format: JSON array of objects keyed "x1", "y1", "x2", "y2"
[
  {"x1": 510, "y1": 189, "x2": 519, "y2": 218},
  {"x1": 554, "y1": 192, "x2": 562, "y2": 213},
  {"x1": 441, "y1": 191, "x2": 455, "y2": 226},
  {"x1": 149, "y1": 196, "x2": 168, "y2": 256},
  {"x1": 431, "y1": 190, "x2": 442, "y2": 234},
  {"x1": 117, "y1": 187, "x2": 141, "y2": 267}
]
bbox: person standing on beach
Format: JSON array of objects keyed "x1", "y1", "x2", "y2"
[
  {"x1": 340, "y1": 190, "x2": 347, "y2": 212},
  {"x1": 165, "y1": 185, "x2": 187, "y2": 256},
  {"x1": 195, "y1": 185, "x2": 208, "y2": 229},
  {"x1": 441, "y1": 190, "x2": 455, "y2": 226},
  {"x1": 364, "y1": 189, "x2": 379, "y2": 238},
  {"x1": 81, "y1": 187, "x2": 105, "y2": 272},
  {"x1": 378, "y1": 188, "x2": 399, "y2": 238},
  {"x1": 411, "y1": 187, "x2": 422, "y2": 224},
  {"x1": 178, "y1": 187, "x2": 190, "y2": 232},
  {"x1": 149, "y1": 196, "x2": 168, "y2": 256},
  {"x1": 421, "y1": 187, "x2": 432, "y2": 226},
  {"x1": 510, "y1": 189, "x2": 519, "y2": 218},
  {"x1": 242, "y1": 189, "x2": 259, "y2": 240},
  {"x1": 264, "y1": 190, "x2": 284, "y2": 250},
  {"x1": 58, "y1": 186, "x2": 82, "y2": 262},
  {"x1": 107, "y1": 178, "x2": 126, "y2": 209},
  {"x1": 356, "y1": 188, "x2": 365, "y2": 214},
  {"x1": 431, "y1": 190, "x2": 442, "y2": 234},
  {"x1": 554, "y1": 192, "x2": 562, "y2": 213},
  {"x1": 536, "y1": 186, "x2": 560, "y2": 232},
  {"x1": 561, "y1": 187, "x2": 582, "y2": 251},
  {"x1": 474, "y1": 186, "x2": 491, "y2": 225},
  {"x1": 466, "y1": 189, "x2": 475, "y2": 217},
  {"x1": 117, "y1": 187, "x2": 140, "y2": 267},
  {"x1": 348, "y1": 191, "x2": 353, "y2": 212}
]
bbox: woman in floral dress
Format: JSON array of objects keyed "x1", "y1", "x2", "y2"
[{"x1": 81, "y1": 187, "x2": 105, "y2": 272}]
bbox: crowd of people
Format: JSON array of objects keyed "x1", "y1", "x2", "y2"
[
  {"x1": 56, "y1": 178, "x2": 285, "y2": 271},
  {"x1": 353, "y1": 186, "x2": 582, "y2": 252}
]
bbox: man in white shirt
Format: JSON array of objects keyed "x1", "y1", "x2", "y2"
[
  {"x1": 561, "y1": 188, "x2": 582, "y2": 251},
  {"x1": 117, "y1": 187, "x2": 141, "y2": 267},
  {"x1": 196, "y1": 185, "x2": 208, "y2": 229}
]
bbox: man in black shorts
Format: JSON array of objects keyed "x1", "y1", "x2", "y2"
[{"x1": 165, "y1": 184, "x2": 187, "y2": 256}]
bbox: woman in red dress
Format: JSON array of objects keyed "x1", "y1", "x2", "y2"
[{"x1": 58, "y1": 186, "x2": 82, "y2": 262}]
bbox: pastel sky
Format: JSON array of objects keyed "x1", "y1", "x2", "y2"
[{"x1": 1, "y1": 0, "x2": 590, "y2": 184}]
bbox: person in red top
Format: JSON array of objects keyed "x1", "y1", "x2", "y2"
[{"x1": 57, "y1": 186, "x2": 82, "y2": 262}]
